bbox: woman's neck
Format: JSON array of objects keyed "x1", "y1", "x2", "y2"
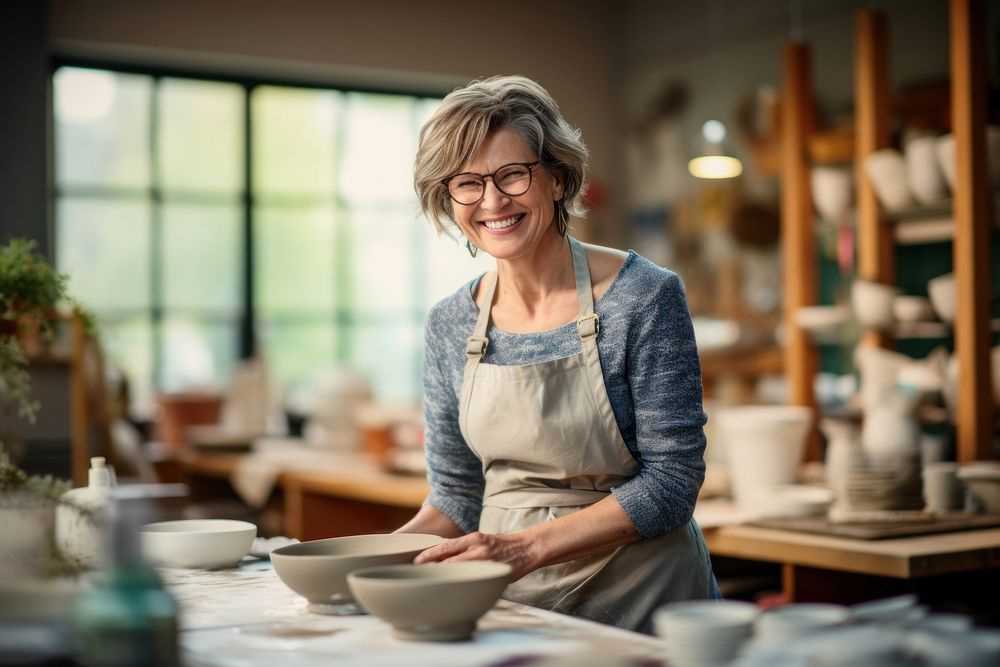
[{"x1": 492, "y1": 232, "x2": 575, "y2": 319}]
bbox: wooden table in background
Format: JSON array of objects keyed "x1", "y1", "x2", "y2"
[
  {"x1": 150, "y1": 446, "x2": 429, "y2": 540},
  {"x1": 702, "y1": 522, "x2": 1000, "y2": 609}
]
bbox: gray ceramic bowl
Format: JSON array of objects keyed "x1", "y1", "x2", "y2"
[
  {"x1": 270, "y1": 533, "x2": 443, "y2": 615},
  {"x1": 347, "y1": 561, "x2": 512, "y2": 641}
]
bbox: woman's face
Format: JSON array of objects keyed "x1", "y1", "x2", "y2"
[{"x1": 448, "y1": 128, "x2": 563, "y2": 262}]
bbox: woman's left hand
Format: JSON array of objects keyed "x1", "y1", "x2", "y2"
[{"x1": 412, "y1": 531, "x2": 539, "y2": 581}]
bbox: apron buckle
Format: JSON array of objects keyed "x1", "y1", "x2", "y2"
[
  {"x1": 466, "y1": 336, "x2": 490, "y2": 358},
  {"x1": 576, "y1": 313, "x2": 600, "y2": 340}
]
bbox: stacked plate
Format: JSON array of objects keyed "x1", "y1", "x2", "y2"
[
  {"x1": 653, "y1": 600, "x2": 758, "y2": 667},
  {"x1": 844, "y1": 458, "x2": 924, "y2": 512}
]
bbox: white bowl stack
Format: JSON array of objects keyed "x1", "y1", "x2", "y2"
[{"x1": 654, "y1": 600, "x2": 758, "y2": 667}]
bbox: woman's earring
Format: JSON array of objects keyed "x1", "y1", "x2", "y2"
[
  {"x1": 555, "y1": 200, "x2": 568, "y2": 237},
  {"x1": 466, "y1": 240, "x2": 478, "y2": 257}
]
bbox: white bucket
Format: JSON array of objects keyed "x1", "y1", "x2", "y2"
[{"x1": 715, "y1": 406, "x2": 813, "y2": 509}]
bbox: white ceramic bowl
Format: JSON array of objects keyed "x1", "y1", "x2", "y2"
[
  {"x1": 927, "y1": 273, "x2": 955, "y2": 323},
  {"x1": 905, "y1": 135, "x2": 948, "y2": 205},
  {"x1": 755, "y1": 485, "x2": 834, "y2": 519},
  {"x1": 347, "y1": 561, "x2": 511, "y2": 641},
  {"x1": 865, "y1": 149, "x2": 912, "y2": 211},
  {"x1": 141, "y1": 519, "x2": 256, "y2": 569},
  {"x1": 811, "y1": 166, "x2": 853, "y2": 222},
  {"x1": 654, "y1": 600, "x2": 758, "y2": 667},
  {"x1": 271, "y1": 533, "x2": 443, "y2": 614},
  {"x1": 756, "y1": 603, "x2": 849, "y2": 642},
  {"x1": 892, "y1": 295, "x2": 935, "y2": 323},
  {"x1": 794, "y1": 305, "x2": 852, "y2": 340},
  {"x1": 958, "y1": 463, "x2": 1000, "y2": 513},
  {"x1": 851, "y1": 280, "x2": 901, "y2": 331}
]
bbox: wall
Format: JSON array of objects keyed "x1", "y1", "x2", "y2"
[{"x1": 46, "y1": 0, "x2": 622, "y2": 243}]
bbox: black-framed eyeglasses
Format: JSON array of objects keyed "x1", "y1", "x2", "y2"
[{"x1": 442, "y1": 161, "x2": 540, "y2": 205}]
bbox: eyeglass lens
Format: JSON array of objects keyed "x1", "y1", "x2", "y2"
[{"x1": 448, "y1": 163, "x2": 534, "y2": 204}]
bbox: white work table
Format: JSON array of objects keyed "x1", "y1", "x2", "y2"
[{"x1": 162, "y1": 560, "x2": 668, "y2": 667}]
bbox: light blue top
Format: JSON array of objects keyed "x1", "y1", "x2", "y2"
[{"x1": 422, "y1": 250, "x2": 708, "y2": 540}]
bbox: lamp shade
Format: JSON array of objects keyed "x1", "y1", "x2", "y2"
[{"x1": 689, "y1": 120, "x2": 743, "y2": 179}]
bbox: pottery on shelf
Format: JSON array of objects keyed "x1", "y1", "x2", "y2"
[
  {"x1": 892, "y1": 295, "x2": 935, "y2": 323},
  {"x1": 927, "y1": 273, "x2": 955, "y2": 323},
  {"x1": 820, "y1": 418, "x2": 863, "y2": 509},
  {"x1": 851, "y1": 280, "x2": 900, "y2": 331},
  {"x1": 715, "y1": 405, "x2": 813, "y2": 511},
  {"x1": 811, "y1": 166, "x2": 853, "y2": 223},
  {"x1": 904, "y1": 135, "x2": 948, "y2": 205},
  {"x1": 864, "y1": 149, "x2": 912, "y2": 212}
]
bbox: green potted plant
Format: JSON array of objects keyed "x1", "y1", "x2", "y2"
[{"x1": 0, "y1": 238, "x2": 71, "y2": 421}]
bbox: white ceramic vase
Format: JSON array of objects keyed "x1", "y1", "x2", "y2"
[{"x1": 55, "y1": 457, "x2": 113, "y2": 568}]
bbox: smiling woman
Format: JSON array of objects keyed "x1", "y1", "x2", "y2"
[{"x1": 399, "y1": 75, "x2": 720, "y2": 634}]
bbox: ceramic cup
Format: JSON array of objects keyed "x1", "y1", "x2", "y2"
[
  {"x1": 935, "y1": 134, "x2": 957, "y2": 192},
  {"x1": 811, "y1": 166, "x2": 853, "y2": 222},
  {"x1": 852, "y1": 279, "x2": 901, "y2": 331},
  {"x1": 922, "y1": 462, "x2": 963, "y2": 514},
  {"x1": 905, "y1": 135, "x2": 948, "y2": 205},
  {"x1": 927, "y1": 273, "x2": 956, "y2": 323},
  {"x1": 865, "y1": 149, "x2": 912, "y2": 211}
]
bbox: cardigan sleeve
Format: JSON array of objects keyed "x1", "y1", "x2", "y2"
[
  {"x1": 421, "y1": 299, "x2": 485, "y2": 534},
  {"x1": 609, "y1": 269, "x2": 708, "y2": 539}
]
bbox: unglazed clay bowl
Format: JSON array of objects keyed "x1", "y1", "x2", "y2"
[
  {"x1": 141, "y1": 519, "x2": 256, "y2": 569},
  {"x1": 347, "y1": 561, "x2": 512, "y2": 641},
  {"x1": 271, "y1": 533, "x2": 443, "y2": 615}
]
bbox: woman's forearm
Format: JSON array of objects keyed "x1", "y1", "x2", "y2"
[
  {"x1": 396, "y1": 504, "x2": 467, "y2": 538},
  {"x1": 523, "y1": 495, "x2": 640, "y2": 569}
]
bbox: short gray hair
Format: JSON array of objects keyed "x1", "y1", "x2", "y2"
[{"x1": 414, "y1": 75, "x2": 589, "y2": 235}]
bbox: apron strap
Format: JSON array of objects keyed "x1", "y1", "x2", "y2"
[
  {"x1": 569, "y1": 237, "x2": 600, "y2": 342},
  {"x1": 466, "y1": 271, "x2": 497, "y2": 360}
]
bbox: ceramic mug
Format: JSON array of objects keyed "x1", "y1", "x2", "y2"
[{"x1": 922, "y1": 462, "x2": 963, "y2": 514}]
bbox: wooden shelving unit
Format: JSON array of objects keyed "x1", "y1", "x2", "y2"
[{"x1": 782, "y1": 0, "x2": 995, "y2": 463}]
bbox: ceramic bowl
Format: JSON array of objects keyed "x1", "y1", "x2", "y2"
[
  {"x1": 755, "y1": 603, "x2": 850, "y2": 642},
  {"x1": 927, "y1": 273, "x2": 955, "y2": 323},
  {"x1": 892, "y1": 295, "x2": 935, "y2": 323},
  {"x1": 811, "y1": 166, "x2": 853, "y2": 222},
  {"x1": 654, "y1": 600, "x2": 758, "y2": 667},
  {"x1": 794, "y1": 305, "x2": 852, "y2": 340},
  {"x1": 140, "y1": 519, "x2": 256, "y2": 569},
  {"x1": 905, "y1": 135, "x2": 948, "y2": 205},
  {"x1": 958, "y1": 463, "x2": 1000, "y2": 513},
  {"x1": 851, "y1": 279, "x2": 901, "y2": 331},
  {"x1": 865, "y1": 149, "x2": 912, "y2": 212},
  {"x1": 755, "y1": 485, "x2": 834, "y2": 519},
  {"x1": 271, "y1": 533, "x2": 443, "y2": 615},
  {"x1": 347, "y1": 561, "x2": 511, "y2": 641}
]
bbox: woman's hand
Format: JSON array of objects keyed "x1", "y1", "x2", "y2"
[{"x1": 413, "y1": 531, "x2": 540, "y2": 581}]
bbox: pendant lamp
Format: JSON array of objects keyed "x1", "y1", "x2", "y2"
[{"x1": 688, "y1": 119, "x2": 743, "y2": 179}]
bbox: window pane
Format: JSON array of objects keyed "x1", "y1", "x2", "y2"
[
  {"x1": 54, "y1": 67, "x2": 151, "y2": 189},
  {"x1": 340, "y1": 93, "x2": 418, "y2": 204},
  {"x1": 56, "y1": 198, "x2": 152, "y2": 311},
  {"x1": 345, "y1": 208, "x2": 414, "y2": 316},
  {"x1": 252, "y1": 86, "x2": 340, "y2": 196},
  {"x1": 415, "y1": 98, "x2": 441, "y2": 131},
  {"x1": 344, "y1": 321, "x2": 421, "y2": 402},
  {"x1": 161, "y1": 318, "x2": 237, "y2": 392},
  {"x1": 99, "y1": 316, "x2": 154, "y2": 419},
  {"x1": 255, "y1": 205, "x2": 337, "y2": 313},
  {"x1": 421, "y1": 224, "x2": 493, "y2": 309},
  {"x1": 161, "y1": 203, "x2": 242, "y2": 312},
  {"x1": 258, "y1": 321, "x2": 336, "y2": 390},
  {"x1": 159, "y1": 78, "x2": 244, "y2": 194}
]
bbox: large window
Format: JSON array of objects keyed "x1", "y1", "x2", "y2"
[{"x1": 53, "y1": 66, "x2": 490, "y2": 417}]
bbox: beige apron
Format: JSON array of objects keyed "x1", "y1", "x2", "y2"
[{"x1": 459, "y1": 236, "x2": 717, "y2": 633}]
